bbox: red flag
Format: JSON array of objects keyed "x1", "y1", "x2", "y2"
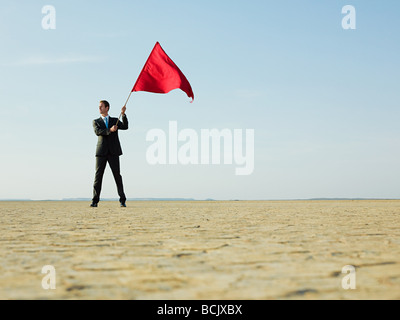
[{"x1": 132, "y1": 42, "x2": 194, "y2": 102}]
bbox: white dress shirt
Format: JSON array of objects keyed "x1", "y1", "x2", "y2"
[{"x1": 101, "y1": 115, "x2": 110, "y2": 128}]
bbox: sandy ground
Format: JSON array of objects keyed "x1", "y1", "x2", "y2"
[{"x1": 0, "y1": 200, "x2": 399, "y2": 300}]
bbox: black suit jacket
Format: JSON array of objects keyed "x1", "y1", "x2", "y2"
[{"x1": 93, "y1": 114, "x2": 128, "y2": 156}]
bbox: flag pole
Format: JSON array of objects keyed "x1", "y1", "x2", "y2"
[
  {"x1": 115, "y1": 42, "x2": 159, "y2": 126},
  {"x1": 116, "y1": 91, "x2": 133, "y2": 126}
]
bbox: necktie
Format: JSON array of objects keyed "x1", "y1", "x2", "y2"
[{"x1": 105, "y1": 117, "x2": 108, "y2": 129}]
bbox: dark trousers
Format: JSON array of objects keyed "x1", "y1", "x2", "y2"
[{"x1": 92, "y1": 153, "x2": 126, "y2": 203}]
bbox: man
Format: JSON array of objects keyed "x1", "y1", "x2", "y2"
[{"x1": 91, "y1": 100, "x2": 129, "y2": 207}]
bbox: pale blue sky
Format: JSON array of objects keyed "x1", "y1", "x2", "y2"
[{"x1": 0, "y1": 0, "x2": 399, "y2": 200}]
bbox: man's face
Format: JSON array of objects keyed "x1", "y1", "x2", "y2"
[{"x1": 99, "y1": 102, "x2": 109, "y2": 115}]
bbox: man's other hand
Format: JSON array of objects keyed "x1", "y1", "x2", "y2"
[
  {"x1": 110, "y1": 125, "x2": 118, "y2": 133},
  {"x1": 121, "y1": 106, "x2": 126, "y2": 115}
]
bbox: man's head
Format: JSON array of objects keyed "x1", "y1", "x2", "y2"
[{"x1": 99, "y1": 100, "x2": 110, "y2": 116}]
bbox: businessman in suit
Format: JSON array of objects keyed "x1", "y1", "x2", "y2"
[{"x1": 91, "y1": 100, "x2": 129, "y2": 207}]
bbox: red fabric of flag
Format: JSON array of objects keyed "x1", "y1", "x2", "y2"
[{"x1": 132, "y1": 42, "x2": 194, "y2": 102}]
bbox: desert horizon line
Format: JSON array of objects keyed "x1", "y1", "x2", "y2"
[{"x1": 0, "y1": 197, "x2": 399, "y2": 202}]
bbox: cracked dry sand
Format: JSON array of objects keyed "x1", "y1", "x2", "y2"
[{"x1": 0, "y1": 200, "x2": 399, "y2": 300}]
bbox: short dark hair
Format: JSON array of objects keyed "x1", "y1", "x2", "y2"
[{"x1": 100, "y1": 100, "x2": 110, "y2": 109}]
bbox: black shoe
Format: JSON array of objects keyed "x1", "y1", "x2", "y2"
[
  {"x1": 120, "y1": 202, "x2": 126, "y2": 208},
  {"x1": 90, "y1": 202, "x2": 98, "y2": 207}
]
